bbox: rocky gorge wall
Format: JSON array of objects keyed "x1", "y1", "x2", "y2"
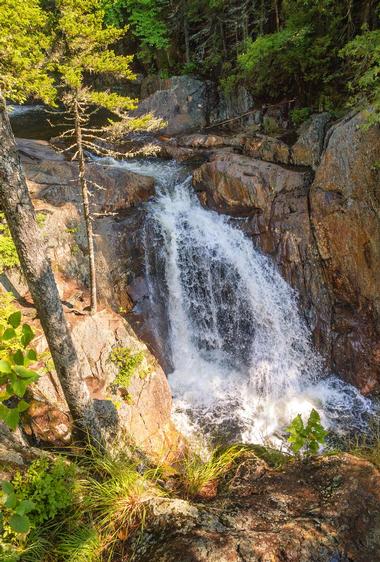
[
  {"x1": 190, "y1": 112, "x2": 380, "y2": 393},
  {"x1": 1, "y1": 138, "x2": 182, "y2": 461},
  {"x1": 135, "y1": 74, "x2": 380, "y2": 393}
]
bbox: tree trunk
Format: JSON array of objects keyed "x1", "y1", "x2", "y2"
[
  {"x1": 273, "y1": 0, "x2": 280, "y2": 32},
  {"x1": 0, "y1": 95, "x2": 104, "y2": 449},
  {"x1": 74, "y1": 98, "x2": 97, "y2": 314},
  {"x1": 184, "y1": 9, "x2": 190, "y2": 64}
]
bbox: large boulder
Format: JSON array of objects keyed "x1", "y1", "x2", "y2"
[
  {"x1": 310, "y1": 110, "x2": 380, "y2": 391},
  {"x1": 192, "y1": 152, "x2": 310, "y2": 216},
  {"x1": 135, "y1": 76, "x2": 210, "y2": 135},
  {"x1": 23, "y1": 308, "x2": 182, "y2": 459},
  {"x1": 243, "y1": 134, "x2": 291, "y2": 165},
  {"x1": 291, "y1": 112, "x2": 331, "y2": 169},
  {"x1": 133, "y1": 454, "x2": 380, "y2": 562}
]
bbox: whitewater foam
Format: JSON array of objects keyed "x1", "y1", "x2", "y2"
[{"x1": 96, "y1": 156, "x2": 374, "y2": 445}]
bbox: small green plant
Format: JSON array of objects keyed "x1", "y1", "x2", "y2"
[
  {"x1": 11, "y1": 457, "x2": 77, "y2": 528},
  {"x1": 0, "y1": 311, "x2": 39, "y2": 429},
  {"x1": 287, "y1": 408, "x2": 327, "y2": 457},
  {"x1": 35, "y1": 213, "x2": 47, "y2": 229},
  {"x1": 0, "y1": 481, "x2": 35, "y2": 535},
  {"x1": 57, "y1": 525, "x2": 103, "y2": 562},
  {"x1": 346, "y1": 420, "x2": 380, "y2": 469},
  {"x1": 290, "y1": 107, "x2": 311, "y2": 127},
  {"x1": 109, "y1": 347, "x2": 149, "y2": 391},
  {"x1": 179, "y1": 445, "x2": 246, "y2": 498},
  {"x1": 0, "y1": 213, "x2": 19, "y2": 273}
]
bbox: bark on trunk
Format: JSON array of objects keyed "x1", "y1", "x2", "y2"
[
  {"x1": 74, "y1": 99, "x2": 97, "y2": 314},
  {"x1": 184, "y1": 16, "x2": 190, "y2": 64},
  {"x1": 0, "y1": 95, "x2": 104, "y2": 449}
]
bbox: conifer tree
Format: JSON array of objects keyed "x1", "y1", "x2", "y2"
[{"x1": 52, "y1": 0, "x2": 138, "y2": 314}]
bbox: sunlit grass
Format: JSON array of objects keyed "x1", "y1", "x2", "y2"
[
  {"x1": 348, "y1": 420, "x2": 380, "y2": 469},
  {"x1": 56, "y1": 526, "x2": 103, "y2": 562},
  {"x1": 178, "y1": 444, "x2": 247, "y2": 498}
]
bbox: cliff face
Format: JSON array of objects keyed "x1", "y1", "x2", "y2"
[
  {"x1": 192, "y1": 111, "x2": 380, "y2": 392},
  {"x1": 2, "y1": 138, "x2": 182, "y2": 460}
]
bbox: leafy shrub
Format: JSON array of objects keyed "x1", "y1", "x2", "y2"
[
  {"x1": 287, "y1": 408, "x2": 327, "y2": 457},
  {"x1": 290, "y1": 107, "x2": 311, "y2": 127},
  {"x1": 340, "y1": 28, "x2": 380, "y2": 126},
  {"x1": 0, "y1": 311, "x2": 39, "y2": 430},
  {"x1": 11, "y1": 458, "x2": 76, "y2": 527},
  {"x1": 0, "y1": 481, "x2": 35, "y2": 535},
  {"x1": 109, "y1": 347, "x2": 149, "y2": 390}
]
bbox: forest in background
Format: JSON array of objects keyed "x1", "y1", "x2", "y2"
[{"x1": 99, "y1": 0, "x2": 380, "y2": 119}]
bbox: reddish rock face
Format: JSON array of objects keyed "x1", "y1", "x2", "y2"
[
  {"x1": 192, "y1": 111, "x2": 380, "y2": 393},
  {"x1": 310, "y1": 111, "x2": 380, "y2": 391},
  {"x1": 134, "y1": 454, "x2": 380, "y2": 562}
]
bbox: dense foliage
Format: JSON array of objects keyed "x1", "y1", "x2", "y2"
[
  {"x1": 0, "y1": 310, "x2": 39, "y2": 430},
  {"x1": 0, "y1": 0, "x2": 55, "y2": 103},
  {"x1": 100, "y1": 0, "x2": 379, "y2": 114}
]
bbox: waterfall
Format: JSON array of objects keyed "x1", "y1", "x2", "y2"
[{"x1": 99, "y1": 157, "x2": 373, "y2": 445}]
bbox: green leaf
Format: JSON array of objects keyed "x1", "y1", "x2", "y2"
[
  {"x1": 26, "y1": 349, "x2": 37, "y2": 362},
  {"x1": 1, "y1": 481, "x2": 14, "y2": 495},
  {"x1": 4, "y1": 407, "x2": 20, "y2": 430},
  {"x1": 15, "y1": 499, "x2": 35, "y2": 516},
  {"x1": 21, "y1": 324, "x2": 34, "y2": 348},
  {"x1": 9, "y1": 513, "x2": 30, "y2": 534},
  {"x1": 17, "y1": 399, "x2": 30, "y2": 413},
  {"x1": 4, "y1": 492, "x2": 17, "y2": 509},
  {"x1": 12, "y1": 350, "x2": 24, "y2": 366},
  {"x1": 8, "y1": 311, "x2": 21, "y2": 329},
  {"x1": 12, "y1": 378, "x2": 29, "y2": 398},
  {"x1": 14, "y1": 366, "x2": 38, "y2": 379},
  {"x1": 0, "y1": 359, "x2": 12, "y2": 374},
  {"x1": 2, "y1": 327, "x2": 16, "y2": 340}
]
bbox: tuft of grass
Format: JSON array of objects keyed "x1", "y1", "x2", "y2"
[
  {"x1": 347, "y1": 422, "x2": 380, "y2": 469},
  {"x1": 78, "y1": 446, "x2": 164, "y2": 546},
  {"x1": 20, "y1": 529, "x2": 53, "y2": 562},
  {"x1": 179, "y1": 445, "x2": 246, "y2": 499},
  {"x1": 57, "y1": 526, "x2": 103, "y2": 562},
  {"x1": 247, "y1": 444, "x2": 290, "y2": 469}
]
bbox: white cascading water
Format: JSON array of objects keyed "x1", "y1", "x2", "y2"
[{"x1": 100, "y1": 157, "x2": 373, "y2": 445}]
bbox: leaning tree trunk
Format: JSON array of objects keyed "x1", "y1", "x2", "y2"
[
  {"x1": 74, "y1": 98, "x2": 97, "y2": 314},
  {"x1": 0, "y1": 95, "x2": 104, "y2": 449}
]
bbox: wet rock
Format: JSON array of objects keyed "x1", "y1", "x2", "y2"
[
  {"x1": 291, "y1": 113, "x2": 331, "y2": 169},
  {"x1": 243, "y1": 134, "x2": 290, "y2": 165},
  {"x1": 134, "y1": 76, "x2": 210, "y2": 135},
  {"x1": 192, "y1": 152, "x2": 332, "y2": 370},
  {"x1": 310, "y1": 110, "x2": 380, "y2": 391},
  {"x1": 133, "y1": 454, "x2": 380, "y2": 562},
  {"x1": 193, "y1": 153, "x2": 309, "y2": 216}
]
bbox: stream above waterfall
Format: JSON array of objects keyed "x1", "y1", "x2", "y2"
[{"x1": 96, "y1": 156, "x2": 374, "y2": 446}]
